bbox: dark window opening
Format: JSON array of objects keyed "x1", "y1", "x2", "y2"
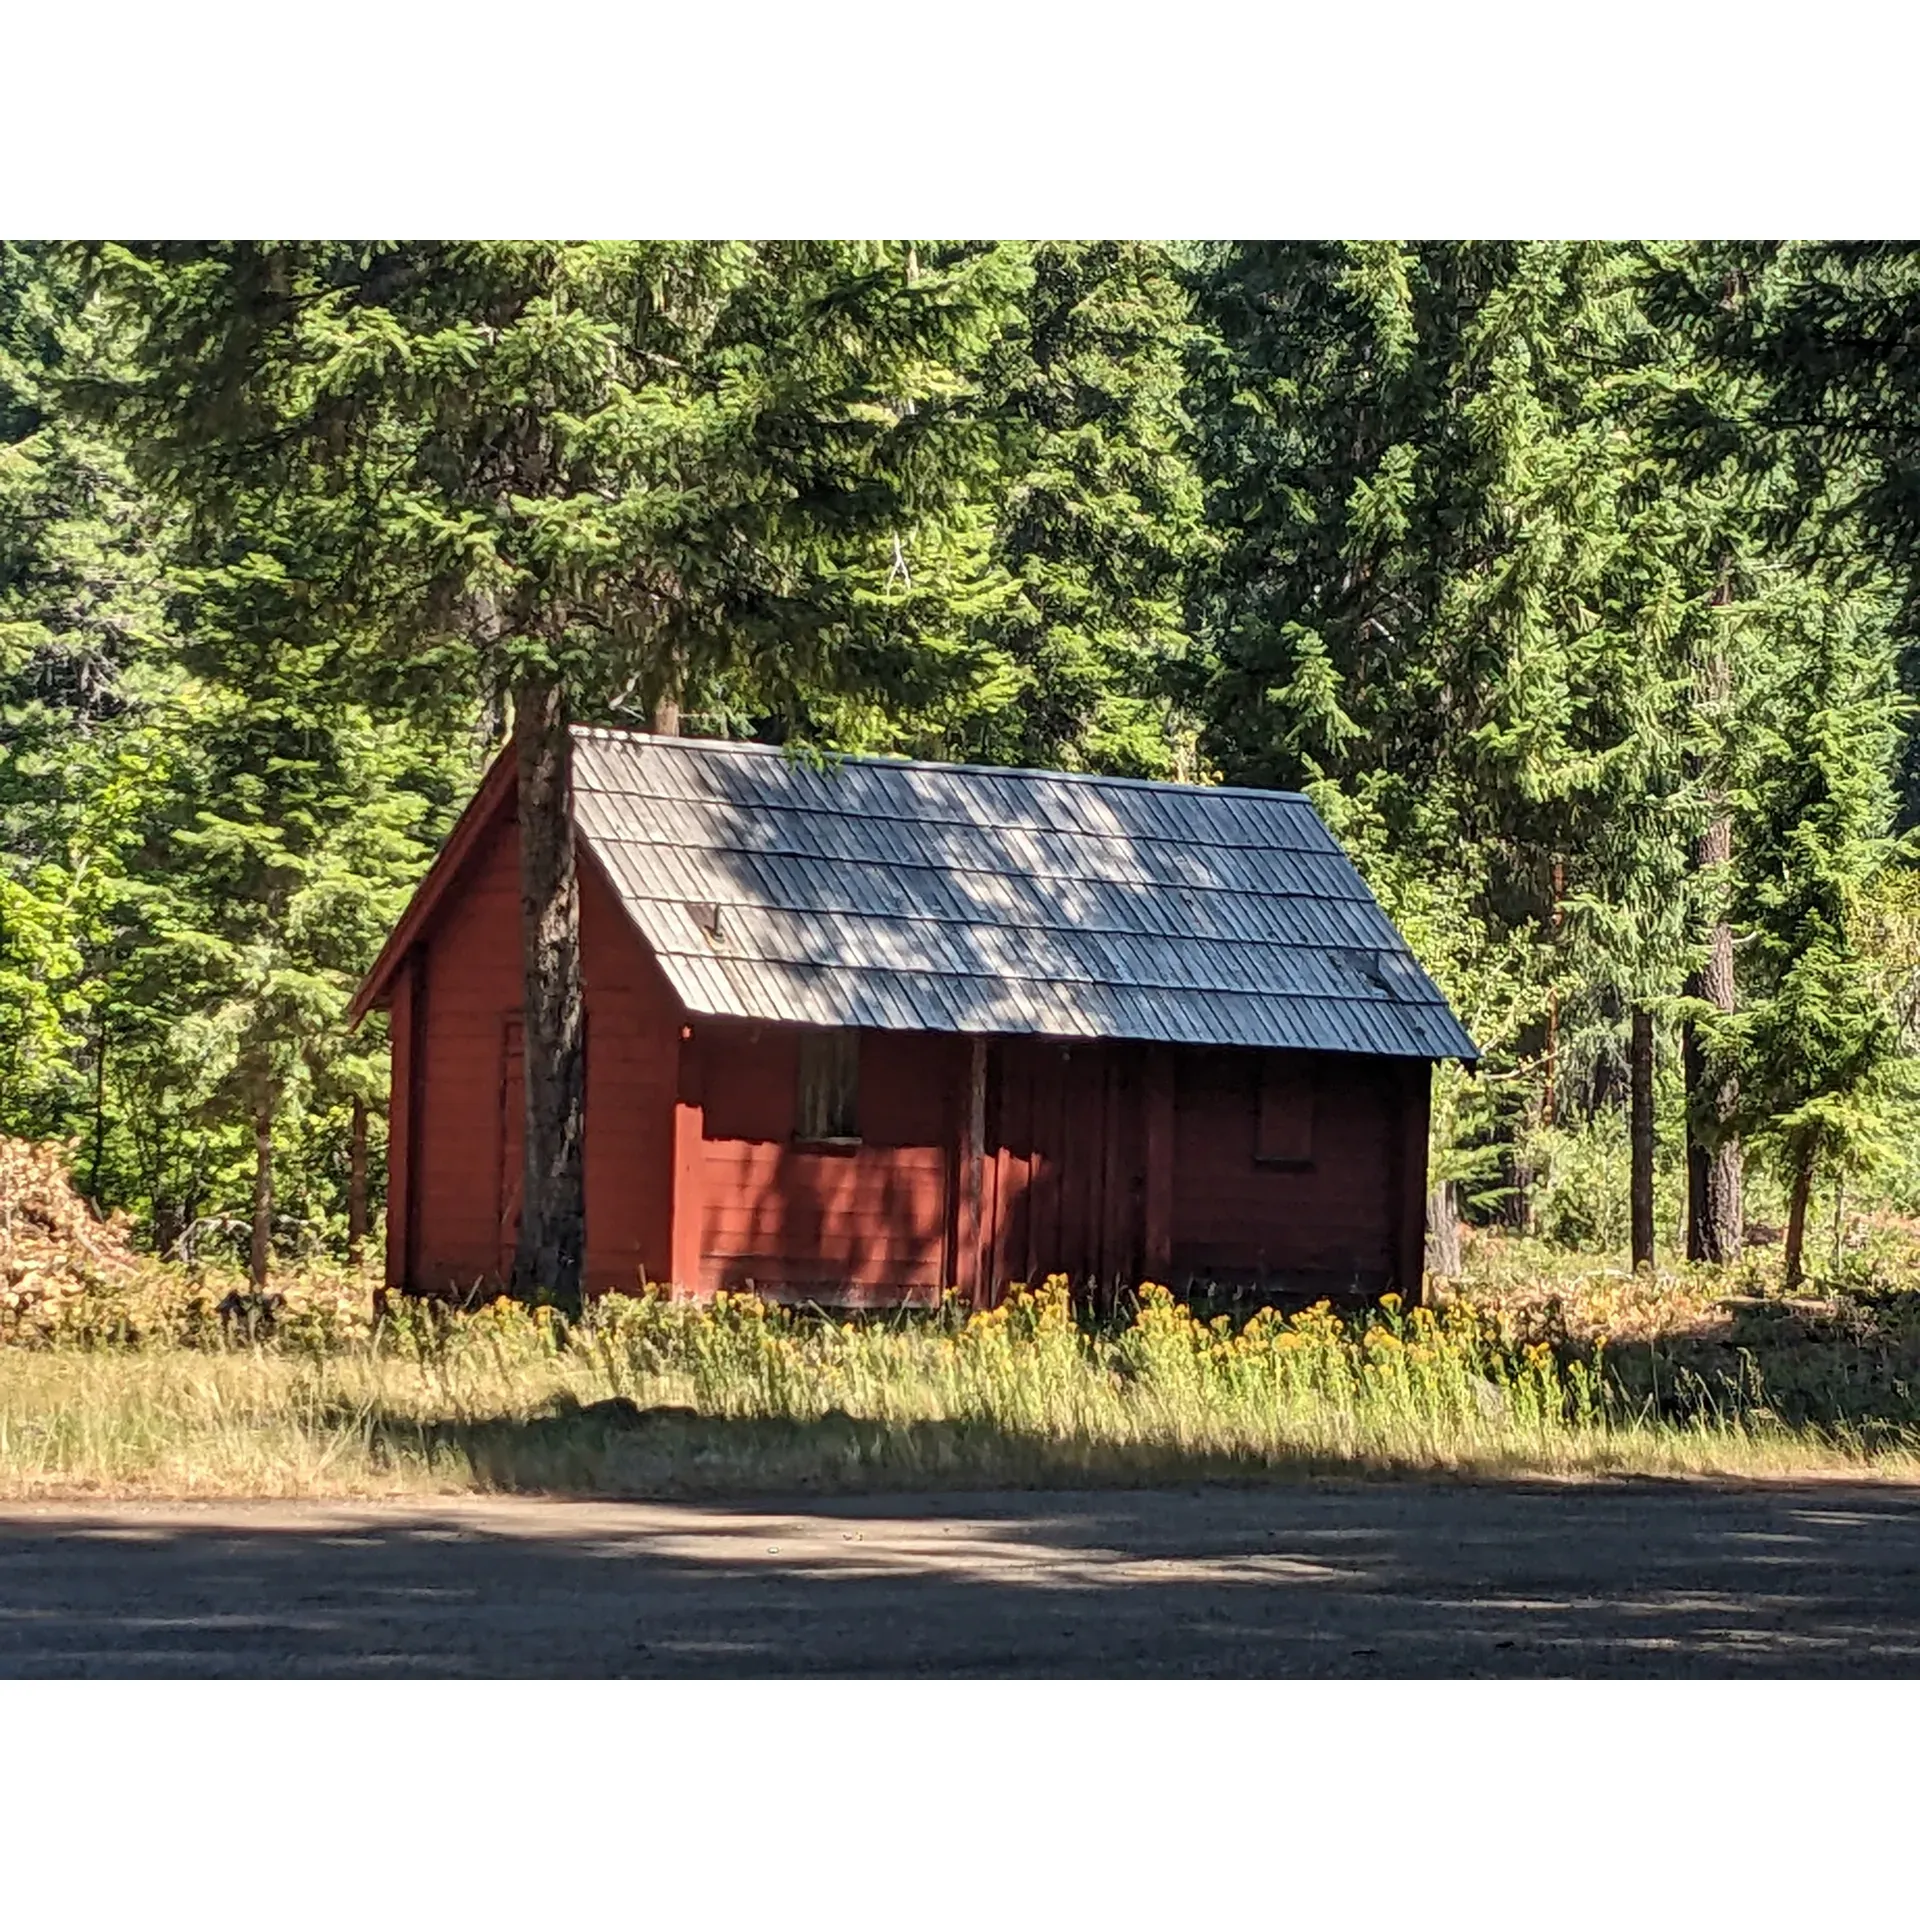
[
  {"x1": 796, "y1": 1028, "x2": 861, "y2": 1143},
  {"x1": 1256, "y1": 1056, "x2": 1315, "y2": 1165}
]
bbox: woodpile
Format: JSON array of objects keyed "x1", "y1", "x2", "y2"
[{"x1": 0, "y1": 1137, "x2": 145, "y2": 1338}]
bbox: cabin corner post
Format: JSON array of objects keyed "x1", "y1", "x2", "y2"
[
  {"x1": 669, "y1": 1024, "x2": 707, "y2": 1298},
  {"x1": 384, "y1": 947, "x2": 425, "y2": 1296},
  {"x1": 1395, "y1": 1058, "x2": 1432, "y2": 1310},
  {"x1": 952, "y1": 1034, "x2": 988, "y2": 1307},
  {"x1": 1143, "y1": 1044, "x2": 1175, "y2": 1283}
]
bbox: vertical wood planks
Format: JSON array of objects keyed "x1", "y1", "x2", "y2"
[
  {"x1": 497, "y1": 1017, "x2": 525, "y2": 1280},
  {"x1": 1097, "y1": 1047, "x2": 1125, "y2": 1300},
  {"x1": 670, "y1": 1024, "x2": 706, "y2": 1297},
  {"x1": 952, "y1": 1033, "x2": 988, "y2": 1305},
  {"x1": 1143, "y1": 1042, "x2": 1174, "y2": 1282},
  {"x1": 986, "y1": 1040, "x2": 1033, "y2": 1301}
]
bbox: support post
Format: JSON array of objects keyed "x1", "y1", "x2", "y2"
[
  {"x1": 1143, "y1": 1044, "x2": 1174, "y2": 1283},
  {"x1": 1395, "y1": 1059, "x2": 1432, "y2": 1308},
  {"x1": 669, "y1": 1024, "x2": 706, "y2": 1298}
]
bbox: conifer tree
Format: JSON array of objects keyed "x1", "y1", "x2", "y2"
[
  {"x1": 1, "y1": 242, "x2": 179, "y2": 1151},
  {"x1": 106, "y1": 649, "x2": 461, "y2": 1278},
  {"x1": 962, "y1": 241, "x2": 1209, "y2": 776},
  {"x1": 1681, "y1": 614, "x2": 1745, "y2": 1265},
  {"x1": 1191, "y1": 241, "x2": 1715, "y2": 1263},
  {"x1": 1701, "y1": 245, "x2": 1920, "y2": 630},
  {"x1": 1647, "y1": 241, "x2": 1920, "y2": 1260},
  {"x1": 1731, "y1": 592, "x2": 1907, "y2": 1280},
  {"x1": 75, "y1": 242, "x2": 1029, "y2": 1308}
]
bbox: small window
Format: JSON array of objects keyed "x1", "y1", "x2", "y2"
[
  {"x1": 1256, "y1": 1056, "x2": 1314, "y2": 1165},
  {"x1": 796, "y1": 1029, "x2": 861, "y2": 1143}
]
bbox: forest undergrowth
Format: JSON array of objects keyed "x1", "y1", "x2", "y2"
[
  {"x1": 10, "y1": 1139, "x2": 1920, "y2": 1498},
  {"x1": 8, "y1": 1234, "x2": 1920, "y2": 1500}
]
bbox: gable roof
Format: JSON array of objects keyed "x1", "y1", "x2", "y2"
[
  {"x1": 581, "y1": 729, "x2": 1474, "y2": 1060},
  {"x1": 356, "y1": 727, "x2": 1476, "y2": 1060}
]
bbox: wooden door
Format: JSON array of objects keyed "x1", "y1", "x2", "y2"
[{"x1": 982, "y1": 1040, "x2": 1141, "y2": 1304}]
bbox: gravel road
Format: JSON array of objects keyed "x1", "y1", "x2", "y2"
[{"x1": 5, "y1": 1479, "x2": 1918, "y2": 1677}]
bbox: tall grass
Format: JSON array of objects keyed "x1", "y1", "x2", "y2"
[{"x1": 4, "y1": 1279, "x2": 1917, "y2": 1499}]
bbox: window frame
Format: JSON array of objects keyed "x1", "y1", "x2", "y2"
[{"x1": 794, "y1": 1027, "x2": 862, "y2": 1148}]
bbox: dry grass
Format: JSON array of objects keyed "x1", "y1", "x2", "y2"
[
  {"x1": 1443, "y1": 1228, "x2": 1920, "y2": 1436},
  {"x1": 11, "y1": 1128, "x2": 1920, "y2": 1500},
  {"x1": 5, "y1": 1274, "x2": 1920, "y2": 1501}
]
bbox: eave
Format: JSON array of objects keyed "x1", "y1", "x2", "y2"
[{"x1": 346, "y1": 747, "x2": 517, "y2": 1027}]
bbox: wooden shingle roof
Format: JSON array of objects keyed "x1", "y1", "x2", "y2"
[{"x1": 564, "y1": 729, "x2": 1476, "y2": 1060}]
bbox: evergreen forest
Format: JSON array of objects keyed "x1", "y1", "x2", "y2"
[{"x1": 7, "y1": 240, "x2": 1920, "y2": 1296}]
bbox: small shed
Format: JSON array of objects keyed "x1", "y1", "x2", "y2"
[{"x1": 352, "y1": 728, "x2": 1476, "y2": 1309}]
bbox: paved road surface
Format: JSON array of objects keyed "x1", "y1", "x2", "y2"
[{"x1": 4, "y1": 1480, "x2": 1918, "y2": 1676}]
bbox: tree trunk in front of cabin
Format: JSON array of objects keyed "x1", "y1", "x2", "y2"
[
  {"x1": 1426, "y1": 1180, "x2": 1462, "y2": 1279},
  {"x1": 250, "y1": 1081, "x2": 274, "y2": 1292},
  {"x1": 1684, "y1": 779, "x2": 1743, "y2": 1266},
  {"x1": 1682, "y1": 967, "x2": 1744, "y2": 1265},
  {"x1": 347, "y1": 1096, "x2": 369, "y2": 1267},
  {"x1": 1783, "y1": 1147, "x2": 1817, "y2": 1286},
  {"x1": 1629, "y1": 1005, "x2": 1656, "y2": 1272},
  {"x1": 510, "y1": 672, "x2": 586, "y2": 1315}
]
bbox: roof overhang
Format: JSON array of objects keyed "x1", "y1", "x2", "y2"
[
  {"x1": 346, "y1": 726, "x2": 1481, "y2": 1064},
  {"x1": 346, "y1": 747, "x2": 517, "y2": 1027}
]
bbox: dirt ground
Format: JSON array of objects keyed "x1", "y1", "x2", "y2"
[{"x1": 4, "y1": 1479, "x2": 1919, "y2": 1677}]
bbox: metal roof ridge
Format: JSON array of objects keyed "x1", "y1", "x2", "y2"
[{"x1": 570, "y1": 724, "x2": 1317, "y2": 807}]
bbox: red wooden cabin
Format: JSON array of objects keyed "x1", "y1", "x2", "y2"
[{"x1": 352, "y1": 729, "x2": 1475, "y2": 1309}]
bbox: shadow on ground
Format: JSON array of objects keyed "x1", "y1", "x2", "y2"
[
  {"x1": 4, "y1": 1471, "x2": 1919, "y2": 1678},
  {"x1": 1602, "y1": 1294, "x2": 1920, "y2": 1433},
  {"x1": 356, "y1": 1398, "x2": 1483, "y2": 1500}
]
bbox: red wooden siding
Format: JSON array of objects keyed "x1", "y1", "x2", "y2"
[
  {"x1": 408, "y1": 810, "x2": 522, "y2": 1294},
  {"x1": 695, "y1": 1023, "x2": 957, "y2": 1305},
  {"x1": 575, "y1": 849, "x2": 681, "y2": 1292},
  {"x1": 398, "y1": 816, "x2": 682, "y2": 1298},
  {"x1": 381, "y1": 818, "x2": 1432, "y2": 1310},
  {"x1": 982, "y1": 1038, "x2": 1144, "y2": 1305},
  {"x1": 1391, "y1": 1058, "x2": 1431, "y2": 1302},
  {"x1": 497, "y1": 1017, "x2": 523, "y2": 1279},
  {"x1": 1170, "y1": 1048, "x2": 1399, "y2": 1296}
]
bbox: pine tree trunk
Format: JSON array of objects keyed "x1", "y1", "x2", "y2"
[
  {"x1": 1630, "y1": 1005, "x2": 1656, "y2": 1272},
  {"x1": 1783, "y1": 1147, "x2": 1817, "y2": 1286},
  {"x1": 1426, "y1": 1180, "x2": 1462, "y2": 1279},
  {"x1": 347, "y1": 1096, "x2": 368, "y2": 1267},
  {"x1": 1504, "y1": 1135, "x2": 1537, "y2": 1235},
  {"x1": 1682, "y1": 931, "x2": 1743, "y2": 1262},
  {"x1": 1684, "y1": 741, "x2": 1743, "y2": 1264},
  {"x1": 510, "y1": 671, "x2": 586, "y2": 1314},
  {"x1": 250, "y1": 1083, "x2": 274, "y2": 1292}
]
